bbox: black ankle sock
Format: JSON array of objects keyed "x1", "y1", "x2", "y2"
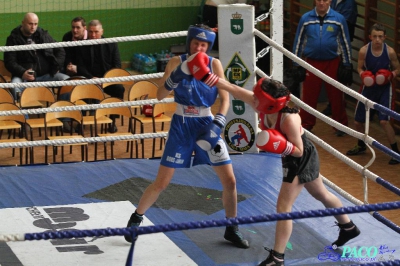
[
  {"x1": 339, "y1": 220, "x2": 355, "y2": 229},
  {"x1": 271, "y1": 250, "x2": 284, "y2": 260}
]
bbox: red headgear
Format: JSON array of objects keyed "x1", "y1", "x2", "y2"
[{"x1": 253, "y1": 78, "x2": 290, "y2": 114}]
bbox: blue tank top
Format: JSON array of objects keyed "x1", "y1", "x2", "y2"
[
  {"x1": 173, "y1": 54, "x2": 219, "y2": 107},
  {"x1": 364, "y1": 42, "x2": 391, "y2": 74}
]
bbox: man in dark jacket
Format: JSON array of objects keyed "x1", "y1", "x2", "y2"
[
  {"x1": 4, "y1": 13, "x2": 69, "y2": 100},
  {"x1": 62, "y1": 16, "x2": 87, "y2": 76},
  {"x1": 76, "y1": 19, "x2": 125, "y2": 132}
]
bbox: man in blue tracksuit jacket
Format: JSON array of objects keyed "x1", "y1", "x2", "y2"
[
  {"x1": 293, "y1": 0, "x2": 352, "y2": 134},
  {"x1": 331, "y1": 0, "x2": 358, "y2": 41}
]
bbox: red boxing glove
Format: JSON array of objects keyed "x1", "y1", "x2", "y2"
[
  {"x1": 256, "y1": 129, "x2": 295, "y2": 156},
  {"x1": 375, "y1": 69, "x2": 393, "y2": 85},
  {"x1": 187, "y1": 52, "x2": 219, "y2": 87},
  {"x1": 360, "y1": 71, "x2": 375, "y2": 87}
]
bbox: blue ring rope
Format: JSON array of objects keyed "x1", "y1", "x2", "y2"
[{"x1": 20, "y1": 201, "x2": 400, "y2": 266}]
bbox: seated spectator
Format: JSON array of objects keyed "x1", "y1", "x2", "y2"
[
  {"x1": 76, "y1": 19, "x2": 125, "y2": 132},
  {"x1": 4, "y1": 12, "x2": 69, "y2": 100},
  {"x1": 62, "y1": 16, "x2": 87, "y2": 76}
]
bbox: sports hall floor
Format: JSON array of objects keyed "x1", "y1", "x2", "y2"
[{"x1": 0, "y1": 94, "x2": 399, "y2": 265}]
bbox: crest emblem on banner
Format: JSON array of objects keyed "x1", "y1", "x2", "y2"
[
  {"x1": 224, "y1": 52, "x2": 250, "y2": 87},
  {"x1": 224, "y1": 118, "x2": 255, "y2": 152},
  {"x1": 232, "y1": 99, "x2": 245, "y2": 115},
  {"x1": 231, "y1": 12, "x2": 243, "y2": 35}
]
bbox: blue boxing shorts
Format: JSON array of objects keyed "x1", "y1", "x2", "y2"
[
  {"x1": 355, "y1": 84, "x2": 392, "y2": 122},
  {"x1": 160, "y1": 107, "x2": 231, "y2": 168}
]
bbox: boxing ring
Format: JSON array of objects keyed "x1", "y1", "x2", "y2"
[{"x1": 0, "y1": 3, "x2": 400, "y2": 266}]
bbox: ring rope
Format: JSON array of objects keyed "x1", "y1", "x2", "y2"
[
  {"x1": 0, "y1": 31, "x2": 188, "y2": 53},
  {"x1": 0, "y1": 72, "x2": 164, "y2": 89},
  {"x1": 253, "y1": 30, "x2": 400, "y2": 231},
  {"x1": 254, "y1": 29, "x2": 400, "y2": 122},
  {"x1": 320, "y1": 175, "x2": 400, "y2": 235},
  {"x1": 321, "y1": 175, "x2": 364, "y2": 206},
  {"x1": 0, "y1": 132, "x2": 168, "y2": 149},
  {"x1": 0, "y1": 201, "x2": 398, "y2": 243},
  {"x1": 0, "y1": 27, "x2": 399, "y2": 246},
  {"x1": 0, "y1": 97, "x2": 174, "y2": 117},
  {"x1": 254, "y1": 31, "x2": 400, "y2": 164}
]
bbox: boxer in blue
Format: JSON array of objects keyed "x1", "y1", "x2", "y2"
[{"x1": 124, "y1": 24, "x2": 249, "y2": 249}]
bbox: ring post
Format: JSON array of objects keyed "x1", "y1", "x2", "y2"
[{"x1": 218, "y1": 4, "x2": 259, "y2": 153}]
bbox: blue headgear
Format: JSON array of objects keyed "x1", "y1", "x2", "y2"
[{"x1": 186, "y1": 25, "x2": 216, "y2": 54}]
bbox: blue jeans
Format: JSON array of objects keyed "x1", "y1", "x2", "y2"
[{"x1": 11, "y1": 72, "x2": 70, "y2": 100}]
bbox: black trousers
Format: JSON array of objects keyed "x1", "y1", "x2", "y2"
[{"x1": 103, "y1": 84, "x2": 125, "y2": 99}]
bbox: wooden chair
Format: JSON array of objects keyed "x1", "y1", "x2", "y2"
[
  {"x1": 0, "y1": 60, "x2": 11, "y2": 83},
  {"x1": 69, "y1": 84, "x2": 113, "y2": 136},
  {"x1": 127, "y1": 81, "x2": 159, "y2": 156},
  {"x1": 44, "y1": 101, "x2": 88, "y2": 163},
  {"x1": 131, "y1": 101, "x2": 176, "y2": 158},
  {"x1": 102, "y1": 68, "x2": 134, "y2": 90},
  {"x1": 0, "y1": 102, "x2": 30, "y2": 165},
  {"x1": 57, "y1": 76, "x2": 86, "y2": 100},
  {"x1": 0, "y1": 87, "x2": 14, "y2": 103},
  {"x1": 127, "y1": 80, "x2": 158, "y2": 115},
  {"x1": 103, "y1": 68, "x2": 134, "y2": 126},
  {"x1": 94, "y1": 97, "x2": 136, "y2": 160},
  {"x1": 0, "y1": 88, "x2": 16, "y2": 142},
  {"x1": 19, "y1": 87, "x2": 63, "y2": 142},
  {"x1": 0, "y1": 74, "x2": 9, "y2": 83}
]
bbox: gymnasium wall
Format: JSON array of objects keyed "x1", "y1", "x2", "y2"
[{"x1": 0, "y1": 1, "x2": 201, "y2": 62}]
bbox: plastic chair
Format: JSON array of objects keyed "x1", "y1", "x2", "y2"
[
  {"x1": 131, "y1": 101, "x2": 176, "y2": 158},
  {"x1": 102, "y1": 68, "x2": 134, "y2": 90},
  {"x1": 0, "y1": 60, "x2": 11, "y2": 83},
  {"x1": 70, "y1": 84, "x2": 113, "y2": 136},
  {"x1": 0, "y1": 87, "x2": 15, "y2": 103},
  {"x1": 44, "y1": 101, "x2": 88, "y2": 163},
  {"x1": 94, "y1": 97, "x2": 136, "y2": 160},
  {"x1": 0, "y1": 102, "x2": 30, "y2": 165},
  {"x1": 19, "y1": 87, "x2": 63, "y2": 142},
  {"x1": 57, "y1": 76, "x2": 87, "y2": 100},
  {"x1": 103, "y1": 68, "x2": 134, "y2": 127},
  {"x1": 128, "y1": 80, "x2": 158, "y2": 115},
  {"x1": 127, "y1": 81, "x2": 159, "y2": 157}
]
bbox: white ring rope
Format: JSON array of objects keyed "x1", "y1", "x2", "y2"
[
  {"x1": 322, "y1": 175, "x2": 365, "y2": 206},
  {"x1": 254, "y1": 29, "x2": 375, "y2": 109},
  {"x1": 253, "y1": 30, "x2": 398, "y2": 163},
  {"x1": 0, "y1": 97, "x2": 174, "y2": 117},
  {"x1": 0, "y1": 29, "x2": 395, "y2": 183},
  {"x1": 0, "y1": 132, "x2": 168, "y2": 149},
  {"x1": 304, "y1": 130, "x2": 379, "y2": 183},
  {"x1": 252, "y1": 30, "x2": 400, "y2": 206},
  {"x1": 0, "y1": 31, "x2": 187, "y2": 53},
  {"x1": 0, "y1": 72, "x2": 164, "y2": 89},
  {"x1": 0, "y1": 95, "x2": 174, "y2": 148},
  {"x1": 0, "y1": 30, "x2": 185, "y2": 88}
]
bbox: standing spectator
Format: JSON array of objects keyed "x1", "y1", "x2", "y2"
[
  {"x1": 62, "y1": 16, "x2": 87, "y2": 76},
  {"x1": 76, "y1": 19, "x2": 125, "y2": 132},
  {"x1": 4, "y1": 12, "x2": 69, "y2": 100},
  {"x1": 292, "y1": 0, "x2": 353, "y2": 136},
  {"x1": 346, "y1": 23, "x2": 400, "y2": 165},
  {"x1": 331, "y1": 0, "x2": 358, "y2": 42},
  {"x1": 322, "y1": 0, "x2": 358, "y2": 116},
  {"x1": 124, "y1": 24, "x2": 249, "y2": 249}
]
